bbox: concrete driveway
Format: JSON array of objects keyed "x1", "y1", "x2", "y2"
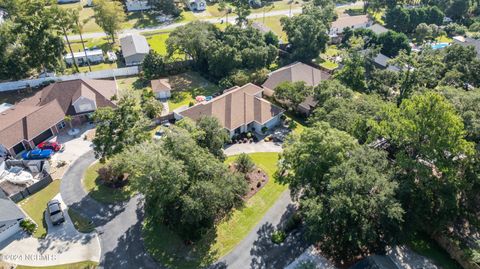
[
  {"x1": 0, "y1": 194, "x2": 101, "y2": 267},
  {"x1": 224, "y1": 141, "x2": 283, "y2": 156},
  {"x1": 50, "y1": 124, "x2": 95, "y2": 165}
]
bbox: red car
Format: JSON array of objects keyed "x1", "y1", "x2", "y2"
[{"x1": 37, "y1": 141, "x2": 64, "y2": 152}]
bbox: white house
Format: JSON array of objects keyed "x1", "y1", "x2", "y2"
[
  {"x1": 125, "y1": 0, "x2": 151, "y2": 11},
  {"x1": 175, "y1": 84, "x2": 284, "y2": 137},
  {"x1": 329, "y1": 15, "x2": 372, "y2": 42},
  {"x1": 120, "y1": 34, "x2": 150, "y2": 66},
  {"x1": 0, "y1": 191, "x2": 25, "y2": 243},
  {"x1": 64, "y1": 49, "x2": 104, "y2": 66},
  {"x1": 151, "y1": 79, "x2": 173, "y2": 99},
  {"x1": 188, "y1": 0, "x2": 207, "y2": 11}
]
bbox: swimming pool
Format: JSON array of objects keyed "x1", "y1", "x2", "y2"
[{"x1": 431, "y1": 43, "x2": 449, "y2": 50}]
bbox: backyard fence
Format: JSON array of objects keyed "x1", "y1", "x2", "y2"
[
  {"x1": 9, "y1": 173, "x2": 53, "y2": 203},
  {"x1": 0, "y1": 66, "x2": 140, "y2": 92}
]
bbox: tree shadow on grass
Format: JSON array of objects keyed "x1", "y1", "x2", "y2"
[
  {"x1": 88, "y1": 176, "x2": 134, "y2": 205},
  {"x1": 142, "y1": 217, "x2": 220, "y2": 269}
]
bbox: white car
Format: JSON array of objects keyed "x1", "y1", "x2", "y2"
[{"x1": 0, "y1": 167, "x2": 34, "y2": 185}]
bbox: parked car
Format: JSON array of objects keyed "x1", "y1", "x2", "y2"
[
  {"x1": 37, "y1": 141, "x2": 64, "y2": 152},
  {"x1": 47, "y1": 200, "x2": 65, "y2": 226},
  {"x1": 22, "y1": 149, "x2": 53, "y2": 160},
  {"x1": 154, "y1": 130, "x2": 165, "y2": 140}
]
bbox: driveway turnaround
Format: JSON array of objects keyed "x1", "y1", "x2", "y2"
[
  {"x1": 60, "y1": 151, "x2": 158, "y2": 269},
  {"x1": 0, "y1": 194, "x2": 101, "y2": 267},
  {"x1": 224, "y1": 141, "x2": 283, "y2": 156}
]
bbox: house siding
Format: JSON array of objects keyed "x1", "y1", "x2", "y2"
[
  {"x1": 125, "y1": 53, "x2": 148, "y2": 66},
  {"x1": 73, "y1": 97, "x2": 97, "y2": 114}
]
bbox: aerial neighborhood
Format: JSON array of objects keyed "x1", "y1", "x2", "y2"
[{"x1": 0, "y1": 0, "x2": 480, "y2": 269}]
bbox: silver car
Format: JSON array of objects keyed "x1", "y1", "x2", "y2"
[{"x1": 47, "y1": 200, "x2": 65, "y2": 225}]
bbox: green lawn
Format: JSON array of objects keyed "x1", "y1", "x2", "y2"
[
  {"x1": 436, "y1": 35, "x2": 453, "y2": 43},
  {"x1": 17, "y1": 261, "x2": 98, "y2": 269},
  {"x1": 68, "y1": 208, "x2": 95, "y2": 233},
  {"x1": 146, "y1": 32, "x2": 170, "y2": 55},
  {"x1": 168, "y1": 72, "x2": 220, "y2": 111},
  {"x1": 83, "y1": 162, "x2": 134, "y2": 204},
  {"x1": 408, "y1": 233, "x2": 462, "y2": 269},
  {"x1": 252, "y1": 16, "x2": 288, "y2": 43},
  {"x1": 18, "y1": 180, "x2": 61, "y2": 238},
  {"x1": 143, "y1": 152, "x2": 288, "y2": 269},
  {"x1": 320, "y1": 60, "x2": 339, "y2": 70}
]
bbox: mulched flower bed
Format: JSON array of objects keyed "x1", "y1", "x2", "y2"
[{"x1": 229, "y1": 164, "x2": 269, "y2": 200}]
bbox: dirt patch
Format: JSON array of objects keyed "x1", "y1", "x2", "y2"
[
  {"x1": 229, "y1": 164, "x2": 269, "y2": 200},
  {"x1": 84, "y1": 128, "x2": 96, "y2": 141}
]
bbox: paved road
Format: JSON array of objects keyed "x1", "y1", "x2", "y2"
[
  {"x1": 67, "y1": 8, "x2": 303, "y2": 41},
  {"x1": 60, "y1": 151, "x2": 158, "y2": 269}
]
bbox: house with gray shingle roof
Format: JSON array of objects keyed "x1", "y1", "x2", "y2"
[
  {"x1": 120, "y1": 34, "x2": 150, "y2": 66},
  {"x1": 0, "y1": 190, "x2": 25, "y2": 243},
  {"x1": 453, "y1": 36, "x2": 480, "y2": 58}
]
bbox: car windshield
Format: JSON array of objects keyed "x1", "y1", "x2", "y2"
[
  {"x1": 50, "y1": 209, "x2": 62, "y2": 215},
  {"x1": 49, "y1": 204, "x2": 61, "y2": 214}
]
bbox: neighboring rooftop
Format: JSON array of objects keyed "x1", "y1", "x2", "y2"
[
  {"x1": 453, "y1": 36, "x2": 480, "y2": 57},
  {"x1": 367, "y1": 24, "x2": 389, "y2": 35},
  {"x1": 331, "y1": 15, "x2": 370, "y2": 31},
  {"x1": 0, "y1": 190, "x2": 25, "y2": 223},
  {"x1": 262, "y1": 62, "x2": 331, "y2": 91},
  {"x1": 151, "y1": 79, "x2": 172, "y2": 93},
  {"x1": 0, "y1": 79, "x2": 117, "y2": 149},
  {"x1": 179, "y1": 83, "x2": 284, "y2": 131},
  {"x1": 372, "y1": 52, "x2": 400, "y2": 72},
  {"x1": 120, "y1": 34, "x2": 150, "y2": 58},
  {"x1": 64, "y1": 49, "x2": 104, "y2": 60},
  {"x1": 349, "y1": 255, "x2": 397, "y2": 269}
]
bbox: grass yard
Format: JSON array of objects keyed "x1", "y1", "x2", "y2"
[
  {"x1": 408, "y1": 233, "x2": 462, "y2": 269},
  {"x1": 320, "y1": 60, "x2": 339, "y2": 71},
  {"x1": 143, "y1": 152, "x2": 288, "y2": 269},
  {"x1": 436, "y1": 35, "x2": 453, "y2": 43},
  {"x1": 83, "y1": 162, "x2": 134, "y2": 204},
  {"x1": 68, "y1": 208, "x2": 95, "y2": 233},
  {"x1": 18, "y1": 180, "x2": 61, "y2": 238},
  {"x1": 145, "y1": 32, "x2": 170, "y2": 55},
  {"x1": 168, "y1": 72, "x2": 221, "y2": 111},
  {"x1": 252, "y1": 16, "x2": 288, "y2": 43},
  {"x1": 17, "y1": 261, "x2": 98, "y2": 269}
]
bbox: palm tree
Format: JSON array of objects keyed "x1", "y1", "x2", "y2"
[
  {"x1": 54, "y1": 6, "x2": 79, "y2": 72},
  {"x1": 72, "y1": 8, "x2": 92, "y2": 72}
]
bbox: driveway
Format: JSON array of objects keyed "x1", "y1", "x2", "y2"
[
  {"x1": 0, "y1": 194, "x2": 101, "y2": 267},
  {"x1": 60, "y1": 151, "x2": 158, "y2": 269},
  {"x1": 224, "y1": 141, "x2": 283, "y2": 156}
]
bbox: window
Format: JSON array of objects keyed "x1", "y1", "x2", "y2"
[{"x1": 57, "y1": 121, "x2": 66, "y2": 130}]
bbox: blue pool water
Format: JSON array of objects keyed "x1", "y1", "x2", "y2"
[{"x1": 431, "y1": 43, "x2": 449, "y2": 50}]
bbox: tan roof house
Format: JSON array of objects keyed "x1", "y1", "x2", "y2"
[
  {"x1": 262, "y1": 62, "x2": 331, "y2": 115},
  {"x1": 0, "y1": 79, "x2": 117, "y2": 155},
  {"x1": 174, "y1": 83, "x2": 284, "y2": 137},
  {"x1": 151, "y1": 79, "x2": 173, "y2": 99}
]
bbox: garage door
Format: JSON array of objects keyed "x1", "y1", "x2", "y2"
[
  {"x1": 12, "y1": 142, "x2": 26, "y2": 155},
  {"x1": 32, "y1": 129, "x2": 53, "y2": 146}
]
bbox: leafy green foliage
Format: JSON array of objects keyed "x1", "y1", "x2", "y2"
[
  {"x1": 301, "y1": 147, "x2": 404, "y2": 260},
  {"x1": 281, "y1": 13, "x2": 329, "y2": 62},
  {"x1": 235, "y1": 153, "x2": 255, "y2": 173},
  {"x1": 92, "y1": 91, "x2": 150, "y2": 161},
  {"x1": 92, "y1": 0, "x2": 126, "y2": 42},
  {"x1": 385, "y1": 6, "x2": 444, "y2": 33},
  {"x1": 274, "y1": 81, "x2": 312, "y2": 111},
  {"x1": 142, "y1": 50, "x2": 166, "y2": 80},
  {"x1": 167, "y1": 22, "x2": 276, "y2": 79},
  {"x1": 123, "y1": 128, "x2": 247, "y2": 240},
  {"x1": 369, "y1": 92, "x2": 475, "y2": 232}
]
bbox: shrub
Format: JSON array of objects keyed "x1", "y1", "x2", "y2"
[
  {"x1": 235, "y1": 153, "x2": 255, "y2": 174},
  {"x1": 188, "y1": 101, "x2": 194, "y2": 107},
  {"x1": 295, "y1": 260, "x2": 316, "y2": 269},
  {"x1": 97, "y1": 164, "x2": 126, "y2": 187},
  {"x1": 445, "y1": 23, "x2": 467, "y2": 36},
  {"x1": 470, "y1": 22, "x2": 480, "y2": 32},
  {"x1": 261, "y1": 126, "x2": 268, "y2": 134},
  {"x1": 20, "y1": 219, "x2": 37, "y2": 235},
  {"x1": 284, "y1": 212, "x2": 302, "y2": 233},
  {"x1": 271, "y1": 230, "x2": 286, "y2": 244}
]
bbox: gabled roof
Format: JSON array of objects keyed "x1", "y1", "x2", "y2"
[
  {"x1": 367, "y1": 24, "x2": 389, "y2": 35},
  {"x1": 331, "y1": 15, "x2": 370, "y2": 31},
  {"x1": 262, "y1": 62, "x2": 331, "y2": 91},
  {"x1": 0, "y1": 192, "x2": 25, "y2": 222},
  {"x1": 0, "y1": 79, "x2": 117, "y2": 149},
  {"x1": 453, "y1": 36, "x2": 480, "y2": 57},
  {"x1": 120, "y1": 34, "x2": 150, "y2": 58},
  {"x1": 180, "y1": 83, "x2": 284, "y2": 130},
  {"x1": 151, "y1": 79, "x2": 172, "y2": 93}
]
